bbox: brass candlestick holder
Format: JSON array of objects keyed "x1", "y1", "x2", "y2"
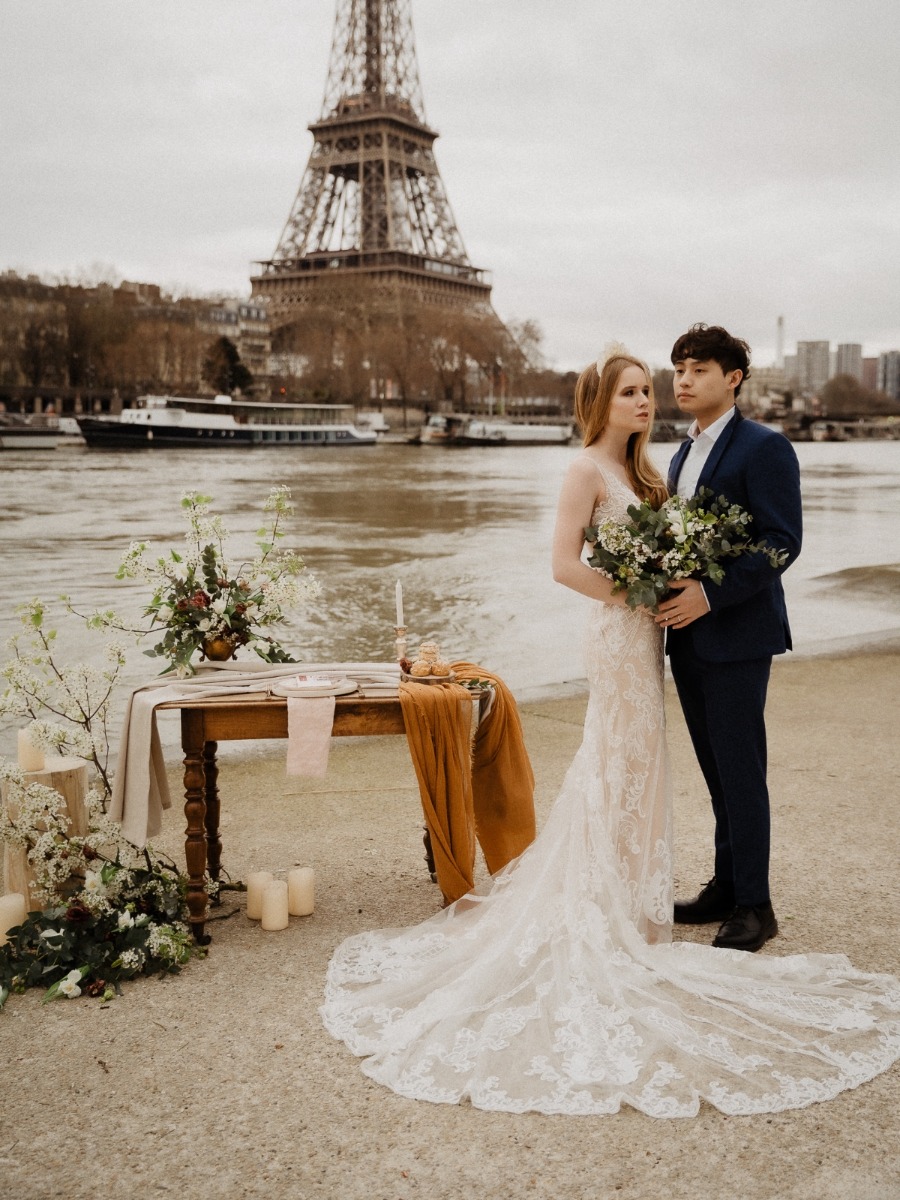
[{"x1": 393, "y1": 625, "x2": 408, "y2": 663}]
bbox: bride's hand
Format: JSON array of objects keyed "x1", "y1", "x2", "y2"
[{"x1": 654, "y1": 579, "x2": 710, "y2": 628}]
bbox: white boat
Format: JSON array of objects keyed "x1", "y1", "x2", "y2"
[
  {"x1": 416, "y1": 412, "x2": 574, "y2": 446},
  {"x1": 354, "y1": 410, "x2": 391, "y2": 436},
  {"x1": 0, "y1": 414, "x2": 63, "y2": 450},
  {"x1": 75, "y1": 394, "x2": 377, "y2": 448},
  {"x1": 56, "y1": 416, "x2": 86, "y2": 442}
]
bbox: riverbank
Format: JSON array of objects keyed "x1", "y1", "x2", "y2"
[{"x1": 2, "y1": 647, "x2": 899, "y2": 1200}]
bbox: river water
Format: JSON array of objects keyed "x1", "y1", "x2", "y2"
[{"x1": 1, "y1": 438, "x2": 899, "y2": 756}]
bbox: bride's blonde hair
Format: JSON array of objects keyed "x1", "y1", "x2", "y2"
[{"x1": 574, "y1": 354, "x2": 668, "y2": 509}]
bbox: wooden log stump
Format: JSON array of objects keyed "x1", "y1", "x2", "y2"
[{"x1": 1, "y1": 756, "x2": 90, "y2": 909}]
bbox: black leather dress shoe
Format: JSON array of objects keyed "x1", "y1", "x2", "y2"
[
  {"x1": 713, "y1": 902, "x2": 778, "y2": 952},
  {"x1": 673, "y1": 877, "x2": 736, "y2": 925}
]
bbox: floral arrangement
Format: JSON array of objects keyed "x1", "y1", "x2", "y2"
[
  {"x1": 117, "y1": 485, "x2": 319, "y2": 676},
  {"x1": 585, "y1": 487, "x2": 789, "y2": 611},
  {"x1": 0, "y1": 597, "x2": 207, "y2": 1007},
  {"x1": 0, "y1": 767, "x2": 200, "y2": 1007},
  {"x1": 1, "y1": 489, "x2": 315, "y2": 1005}
]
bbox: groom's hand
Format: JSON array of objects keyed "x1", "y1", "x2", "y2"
[{"x1": 655, "y1": 580, "x2": 710, "y2": 629}]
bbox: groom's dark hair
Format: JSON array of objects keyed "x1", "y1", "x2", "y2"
[{"x1": 670, "y1": 324, "x2": 751, "y2": 398}]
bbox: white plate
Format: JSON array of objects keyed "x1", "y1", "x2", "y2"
[{"x1": 270, "y1": 675, "x2": 358, "y2": 698}]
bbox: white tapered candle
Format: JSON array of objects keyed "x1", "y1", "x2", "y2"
[{"x1": 395, "y1": 581, "x2": 404, "y2": 628}]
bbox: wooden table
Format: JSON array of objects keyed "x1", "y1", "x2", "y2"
[{"x1": 158, "y1": 694, "x2": 434, "y2": 941}]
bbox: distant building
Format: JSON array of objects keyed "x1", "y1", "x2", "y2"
[
  {"x1": 796, "y1": 341, "x2": 831, "y2": 394},
  {"x1": 782, "y1": 353, "x2": 798, "y2": 385},
  {"x1": 0, "y1": 271, "x2": 277, "y2": 405},
  {"x1": 877, "y1": 351, "x2": 900, "y2": 400},
  {"x1": 116, "y1": 280, "x2": 163, "y2": 307},
  {"x1": 741, "y1": 365, "x2": 787, "y2": 412},
  {"x1": 199, "y1": 299, "x2": 271, "y2": 386},
  {"x1": 862, "y1": 357, "x2": 879, "y2": 390},
  {"x1": 835, "y1": 343, "x2": 863, "y2": 381}
]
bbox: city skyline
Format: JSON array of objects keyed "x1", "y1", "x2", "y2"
[{"x1": 2, "y1": 1, "x2": 898, "y2": 370}]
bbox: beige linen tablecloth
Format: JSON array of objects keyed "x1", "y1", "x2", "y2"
[{"x1": 109, "y1": 662, "x2": 401, "y2": 846}]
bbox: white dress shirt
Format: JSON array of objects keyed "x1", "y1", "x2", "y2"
[{"x1": 676, "y1": 406, "x2": 736, "y2": 499}]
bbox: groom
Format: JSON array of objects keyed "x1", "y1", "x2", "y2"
[{"x1": 655, "y1": 323, "x2": 802, "y2": 952}]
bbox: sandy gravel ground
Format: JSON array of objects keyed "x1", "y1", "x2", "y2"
[{"x1": 2, "y1": 648, "x2": 899, "y2": 1200}]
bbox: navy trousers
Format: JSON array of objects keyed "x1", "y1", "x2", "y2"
[{"x1": 668, "y1": 637, "x2": 773, "y2": 906}]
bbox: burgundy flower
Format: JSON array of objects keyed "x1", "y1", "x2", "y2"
[
  {"x1": 64, "y1": 900, "x2": 93, "y2": 924},
  {"x1": 189, "y1": 590, "x2": 210, "y2": 609},
  {"x1": 176, "y1": 598, "x2": 190, "y2": 611},
  {"x1": 85, "y1": 977, "x2": 107, "y2": 997}
]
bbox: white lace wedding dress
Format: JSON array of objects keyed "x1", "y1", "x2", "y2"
[{"x1": 321, "y1": 471, "x2": 900, "y2": 1117}]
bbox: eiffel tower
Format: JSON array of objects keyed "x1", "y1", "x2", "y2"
[{"x1": 250, "y1": 0, "x2": 495, "y2": 323}]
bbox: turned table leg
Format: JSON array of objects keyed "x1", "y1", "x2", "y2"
[
  {"x1": 181, "y1": 710, "x2": 211, "y2": 943},
  {"x1": 203, "y1": 741, "x2": 222, "y2": 905},
  {"x1": 422, "y1": 825, "x2": 437, "y2": 883}
]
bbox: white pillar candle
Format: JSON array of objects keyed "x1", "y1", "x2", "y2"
[
  {"x1": 17, "y1": 727, "x2": 45, "y2": 773},
  {"x1": 395, "y1": 580, "x2": 404, "y2": 627},
  {"x1": 260, "y1": 880, "x2": 289, "y2": 931},
  {"x1": 287, "y1": 867, "x2": 315, "y2": 916},
  {"x1": 245, "y1": 870, "x2": 274, "y2": 920},
  {"x1": 0, "y1": 892, "x2": 27, "y2": 947}
]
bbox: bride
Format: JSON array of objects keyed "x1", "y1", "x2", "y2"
[{"x1": 320, "y1": 349, "x2": 900, "y2": 1117}]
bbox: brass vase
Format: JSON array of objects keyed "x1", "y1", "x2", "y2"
[{"x1": 201, "y1": 636, "x2": 237, "y2": 662}]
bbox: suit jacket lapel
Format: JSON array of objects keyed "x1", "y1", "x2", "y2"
[
  {"x1": 668, "y1": 439, "x2": 692, "y2": 493},
  {"x1": 696, "y1": 407, "x2": 743, "y2": 492}
]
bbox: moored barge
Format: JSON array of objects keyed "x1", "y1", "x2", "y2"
[{"x1": 76, "y1": 395, "x2": 377, "y2": 448}]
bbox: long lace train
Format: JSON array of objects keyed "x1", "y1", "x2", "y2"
[{"x1": 320, "y1": 471, "x2": 900, "y2": 1116}]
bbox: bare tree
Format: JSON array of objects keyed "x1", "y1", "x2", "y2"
[
  {"x1": 202, "y1": 337, "x2": 253, "y2": 395},
  {"x1": 819, "y1": 374, "x2": 898, "y2": 417}
]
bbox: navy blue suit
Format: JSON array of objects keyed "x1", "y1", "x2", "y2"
[{"x1": 667, "y1": 408, "x2": 802, "y2": 905}]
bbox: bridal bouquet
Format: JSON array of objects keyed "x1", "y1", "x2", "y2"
[
  {"x1": 118, "y1": 486, "x2": 320, "y2": 676},
  {"x1": 585, "y1": 487, "x2": 789, "y2": 611}
]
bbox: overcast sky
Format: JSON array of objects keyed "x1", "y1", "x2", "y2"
[{"x1": 2, "y1": 1, "x2": 898, "y2": 370}]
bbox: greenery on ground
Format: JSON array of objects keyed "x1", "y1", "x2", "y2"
[{"x1": 0, "y1": 775, "x2": 200, "y2": 1007}]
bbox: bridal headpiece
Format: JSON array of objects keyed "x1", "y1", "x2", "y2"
[{"x1": 595, "y1": 340, "x2": 631, "y2": 376}]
